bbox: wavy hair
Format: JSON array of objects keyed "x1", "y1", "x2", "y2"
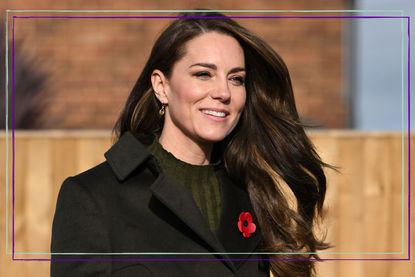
[{"x1": 113, "y1": 10, "x2": 330, "y2": 277}]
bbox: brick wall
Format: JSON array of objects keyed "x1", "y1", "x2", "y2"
[{"x1": 3, "y1": 0, "x2": 350, "y2": 129}]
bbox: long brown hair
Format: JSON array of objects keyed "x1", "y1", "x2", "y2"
[{"x1": 113, "y1": 11, "x2": 330, "y2": 277}]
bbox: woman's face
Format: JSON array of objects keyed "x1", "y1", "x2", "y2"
[{"x1": 153, "y1": 31, "x2": 247, "y2": 145}]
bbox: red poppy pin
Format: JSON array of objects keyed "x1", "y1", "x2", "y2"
[{"x1": 237, "y1": 211, "x2": 256, "y2": 238}]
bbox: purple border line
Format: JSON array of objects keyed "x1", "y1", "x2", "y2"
[
  {"x1": 12, "y1": 15, "x2": 409, "y2": 19},
  {"x1": 407, "y1": 15, "x2": 411, "y2": 261},
  {"x1": 11, "y1": 256, "x2": 415, "y2": 262},
  {"x1": 11, "y1": 15, "x2": 16, "y2": 261},
  {"x1": 9, "y1": 14, "x2": 411, "y2": 262}
]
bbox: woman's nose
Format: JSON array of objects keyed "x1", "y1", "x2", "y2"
[{"x1": 210, "y1": 78, "x2": 231, "y2": 102}]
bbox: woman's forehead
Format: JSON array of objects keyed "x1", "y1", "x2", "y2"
[{"x1": 179, "y1": 32, "x2": 245, "y2": 68}]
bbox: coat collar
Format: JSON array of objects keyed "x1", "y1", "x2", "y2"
[
  {"x1": 104, "y1": 131, "x2": 263, "y2": 272},
  {"x1": 104, "y1": 131, "x2": 153, "y2": 181}
]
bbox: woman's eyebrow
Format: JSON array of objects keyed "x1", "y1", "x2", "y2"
[
  {"x1": 189, "y1": 63, "x2": 245, "y2": 74},
  {"x1": 229, "y1": 67, "x2": 246, "y2": 74}
]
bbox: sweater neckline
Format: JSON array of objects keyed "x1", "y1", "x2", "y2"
[{"x1": 147, "y1": 137, "x2": 222, "y2": 173}]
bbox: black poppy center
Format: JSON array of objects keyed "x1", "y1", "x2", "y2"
[{"x1": 243, "y1": 220, "x2": 249, "y2": 227}]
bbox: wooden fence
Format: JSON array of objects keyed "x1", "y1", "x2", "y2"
[{"x1": 0, "y1": 131, "x2": 413, "y2": 276}]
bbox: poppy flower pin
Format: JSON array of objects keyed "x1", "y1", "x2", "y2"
[{"x1": 237, "y1": 211, "x2": 256, "y2": 238}]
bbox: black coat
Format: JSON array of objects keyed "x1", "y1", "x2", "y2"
[{"x1": 51, "y1": 131, "x2": 270, "y2": 276}]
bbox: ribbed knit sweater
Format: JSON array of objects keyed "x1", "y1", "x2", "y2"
[{"x1": 146, "y1": 137, "x2": 222, "y2": 232}]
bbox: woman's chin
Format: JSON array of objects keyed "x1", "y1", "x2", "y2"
[{"x1": 196, "y1": 132, "x2": 228, "y2": 144}]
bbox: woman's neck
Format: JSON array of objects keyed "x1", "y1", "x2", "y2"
[{"x1": 158, "y1": 130, "x2": 212, "y2": 166}]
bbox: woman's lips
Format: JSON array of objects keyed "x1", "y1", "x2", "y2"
[{"x1": 200, "y1": 109, "x2": 228, "y2": 122}]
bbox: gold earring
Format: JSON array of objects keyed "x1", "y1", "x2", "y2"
[{"x1": 159, "y1": 103, "x2": 166, "y2": 116}]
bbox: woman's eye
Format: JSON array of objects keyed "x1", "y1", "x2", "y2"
[
  {"x1": 194, "y1": 72, "x2": 211, "y2": 78},
  {"x1": 230, "y1": 76, "x2": 245, "y2": 86}
]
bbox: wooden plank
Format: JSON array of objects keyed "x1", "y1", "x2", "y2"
[{"x1": 0, "y1": 131, "x2": 413, "y2": 276}]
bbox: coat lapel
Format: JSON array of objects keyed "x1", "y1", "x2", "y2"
[
  {"x1": 215, "y1": 166, "x2": 263, "y2": 269},
  {"x1": 104, "y1": 132, "x2": 151, "y2": 181},
  {"x1": 150, "y1": 172, "x2": 236, "y2": 272}
]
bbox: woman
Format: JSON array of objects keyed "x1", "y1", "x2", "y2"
[{"x1": 51, "y1": 11, "x2": 329, "y2": 277}]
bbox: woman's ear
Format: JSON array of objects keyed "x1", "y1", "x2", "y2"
[{"x1": 151, "y1": 69, "x2": 169, "y2": 104}]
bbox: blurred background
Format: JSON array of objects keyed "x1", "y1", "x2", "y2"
[
  {"x1": 0, "y1": 0, "x2": 414, "y2": 131},
  {"x1": 1, "y1": 0, "x2": 414, "y2": 276}
]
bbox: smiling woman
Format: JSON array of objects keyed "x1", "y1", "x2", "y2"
[
  {"x1": 151, "y1": 31, "x2": 247, "y2": 165},
  {"x1": 51, "y1": 10, "x2": 330, "y2": 277}
]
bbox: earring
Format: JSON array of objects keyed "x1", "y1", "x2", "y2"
[{"x1": 159, "y1": 103, "x2": 166, "y2": 116}]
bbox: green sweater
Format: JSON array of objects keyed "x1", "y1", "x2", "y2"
[{"x1": 147, "y1": 138, "x2": 222, "y2": 232}]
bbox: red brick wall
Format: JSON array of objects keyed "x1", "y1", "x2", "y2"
[{"x1": 3, "y1": 0, "x2": 350, "y2": 129}]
